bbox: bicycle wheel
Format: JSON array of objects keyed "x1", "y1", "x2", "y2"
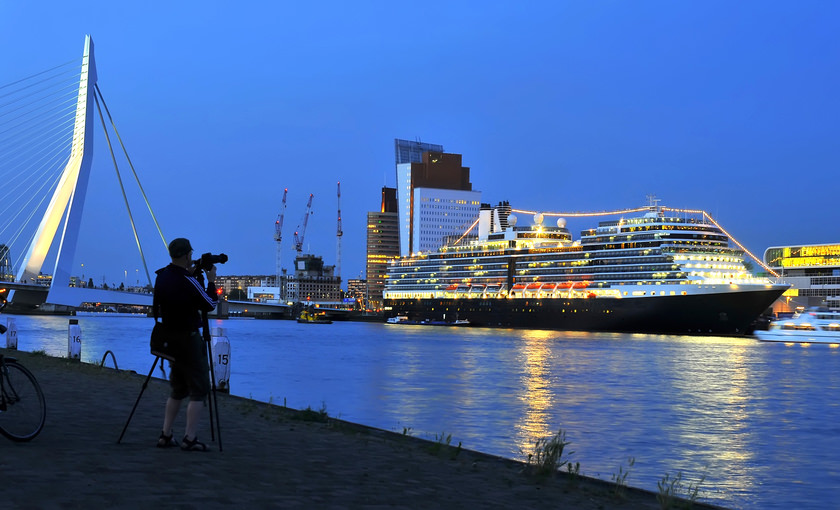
[{"x1": 0, "y1": 360, "x2": 46, "y2": 441}]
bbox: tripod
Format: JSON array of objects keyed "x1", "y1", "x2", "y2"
[{"x1": 118, "y1": 318, "x2": 223, "y2": 451}]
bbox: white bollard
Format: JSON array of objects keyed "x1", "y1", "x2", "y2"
[
  {"x1": 5, "y1": 317, "x2": 17, "y2": 349},
  {"x1": 210, "y1": 327, "x2": 230, "y2": 393},
  {"x1": 67, "y1": 319, "x2": 81, "y2": 360}
]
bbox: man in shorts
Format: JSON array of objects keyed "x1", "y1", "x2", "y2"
[{"x1": 153, "y1": 237, "x2": 218, "y2": 451}]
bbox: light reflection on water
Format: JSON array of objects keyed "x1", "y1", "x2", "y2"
[{"x1": 4, "y1": 315, "x2": 838, "y2": 509}]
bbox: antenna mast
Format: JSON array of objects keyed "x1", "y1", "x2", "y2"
[
  {"x1": 336, "y1": 182, "x2": 343, "y2": 281},
  {"x1": 274, "y1": 188, "x2": 288, "y2": 290}
]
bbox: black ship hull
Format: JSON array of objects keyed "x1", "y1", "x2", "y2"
[{"x1": 384, "y1": 287, "x2": 786, "y2": 336}]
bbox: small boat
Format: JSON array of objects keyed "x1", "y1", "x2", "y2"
[
  {"x1": 297, "y1": 309, "x2": 332, "y2": 324},
  {"x1": 754, "y1": 307, "x2": 840, "y2": 344},
  {"x1": 385, "y1": 316, "x2": 470, "y2": 327}
]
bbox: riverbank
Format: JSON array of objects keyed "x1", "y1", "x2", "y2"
[{"x1": 0, "y1": 349, "x2": 724, "y2": 509}]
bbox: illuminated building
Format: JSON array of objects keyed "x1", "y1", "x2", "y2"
[
  {"x1": 396, "y1": 150, "x2": 481, "y2": 256},
  {"x1": 394, "y1": 138, "x2": 444, "y2": 165},
  {"x1": 365, "y1": 187, "x2": 399, "y2": 308},
  {"x1": 764, "y1": 243, "x2": 840, "y2": 311}
]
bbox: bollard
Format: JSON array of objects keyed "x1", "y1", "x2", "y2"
[
  {"x1": 67, "y1": 319, "x2": 81, "y2": 360},
  {"x1": 210, "y1": 327, "x2": 230, "y2": 393},
  {"x1": 5, "y1": 317, "x2": 17, "y2": 349}
]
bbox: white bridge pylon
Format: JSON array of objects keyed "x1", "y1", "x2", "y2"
[{"x1": 12, "y1": 35, "x2": 151, "y2": 308}]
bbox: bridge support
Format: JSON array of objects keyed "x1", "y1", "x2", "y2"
[{"x1": 13, "y1": 36, "x2": 97, "y2": 307}]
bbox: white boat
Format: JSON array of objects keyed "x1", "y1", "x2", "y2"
[
  {"x1": 755, "y1": 307, "x2": 840, "y2": 344},
  {"x1": 385, "y1": 315, "x2": 409, "y2": 324}
]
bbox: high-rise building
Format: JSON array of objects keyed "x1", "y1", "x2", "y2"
[
  {"x1": 365, "y1": 187, "x2": 399, "y2": 309},
  {"x1": 396, "y1": 150, "x2": 481, "y2": 256},
  {"x1": 394, "y1": 138, "x2": 444, "y2": 165}
]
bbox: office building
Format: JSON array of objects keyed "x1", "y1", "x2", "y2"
[
  {"x1": 365, "y1": 187, "x2": 399, "y2": 309},
  {"x1": 394, "y1": 138, "x2": 444, "y2": 165},
  {"x1": 764, "y1": 243, "x2": 840, "y2": 312},
  {"x1": 396, "y1": 150, "x2": 480, "y2": 256}
]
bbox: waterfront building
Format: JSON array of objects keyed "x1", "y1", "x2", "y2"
[
  {"x1": 216, "y1": 275, "x2": 268, "y2": 300},
  {"x1": 346, "y1": 278, "x2": 367, "y2": 306},
  {"x1": 284, "y1": 253, "x2": 341, "y2": 303},
  {"x1": 394, "y1": 138, "x2": 444, "y2": 165},
  {"x1": 764, "y1": 243, "x2": 840, "y2": 312},
  {"x1": 0, "y1": 244, "x2": 12, "y2": 281},
  {"x1": 365, "y1": 187, "x2": 399, "y2": 309},
  {"x1": 396, "y1": 150, "x2": 481, "y2": 256}
]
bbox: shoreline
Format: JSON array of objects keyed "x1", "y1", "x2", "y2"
[{"x1": 0, "y1": 349, "x2": 726, "y2": 509}]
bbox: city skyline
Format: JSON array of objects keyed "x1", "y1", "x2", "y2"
[{"x1": 1, "y1": 2, "x2": 838, "y2": 286}]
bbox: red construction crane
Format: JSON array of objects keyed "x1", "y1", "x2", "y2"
[
  {"x1": 293, "y1": 193, "x2": 314, "y2": 254},
  {"x1": 274, "y1": 188, "x2": 288, "y2": 287},
  {"x1": 336, "y1": 182, "x2": 343, "y2": 280}
]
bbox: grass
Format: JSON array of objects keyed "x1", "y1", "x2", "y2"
[
  {"x1": 427, "y1": 431, "x2": 462, "y2": 460},
  {"x1": 525, "y1": 429, "x2": 574, "y2": 478},
  {"x1": 657, "y1": 471, "x2": 706, "y2": 509},
  {"x1": 611, "y1": 456, "x2": 635, "y2": 498},
  {"x1": 293, "y1": 401, "x2": 329, "y2": 423}
]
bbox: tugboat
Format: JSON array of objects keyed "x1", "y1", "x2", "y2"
[{"x1": 297, "y1": 309, "x2": 332, "y2": 324}]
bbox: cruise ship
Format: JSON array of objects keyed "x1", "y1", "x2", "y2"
[{"x1": 383, "y1": 200, "x2": 788, "y2": 335}]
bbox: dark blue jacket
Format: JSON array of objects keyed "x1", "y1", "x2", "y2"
[{"x1": 152, "y1": 264, "x2": 217, "y2": 332}]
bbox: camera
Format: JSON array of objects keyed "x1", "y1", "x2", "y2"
[{"x1": 194, "y1": 252, "x2": 228, "y2": 272}]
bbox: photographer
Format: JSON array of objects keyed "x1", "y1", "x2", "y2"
[{"x1": 153, "y1": 237, "x2": 218, "y2": 451}]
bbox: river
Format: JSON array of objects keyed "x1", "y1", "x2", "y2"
[{"x1": 4, "y1": 314, "x2": 838, "y2": 509}]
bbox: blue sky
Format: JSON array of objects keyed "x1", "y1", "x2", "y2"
[{"x1": 1, "y1": 2, "x2": 838, "y2": 286}]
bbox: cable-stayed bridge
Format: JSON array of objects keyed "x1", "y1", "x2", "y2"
[{"x1": 1, "y1": 36, "x2": 162, "y2": 312}]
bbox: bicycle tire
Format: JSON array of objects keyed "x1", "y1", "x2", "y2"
[{"x1": 0, "y1": 360, "x2": 46, "y2": 442}]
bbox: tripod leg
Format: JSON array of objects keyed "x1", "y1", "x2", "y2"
[
  {"x1": 118, "y1": 357, "x2": 159, "y2": 444},
  {"x1": 202, "y1": 311, "x2": 223, "y2": 452}
]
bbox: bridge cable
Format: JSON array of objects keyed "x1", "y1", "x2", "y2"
[
  {"x1": 92, "y1": 92, "x2": 153, "y2": 287},
  {"x1": 0, "y1": 59, "x2": 78, "y2": 92},
  {"x1": 94, "y1": 84, "x2": 167, "y2": 252}
]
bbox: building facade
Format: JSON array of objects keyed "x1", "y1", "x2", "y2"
[
  {"x1": 394, "y1": 138, "x2": 444, "y2": 165},
  {"x1": 284, "y1": 253, "x2": 341, "y2": 303},
  {"x1": 411, "y1": 187, "x2": 482, "y2": 254},
  {"x1": 764, "y1": 243, "x2": 840, "y2": 312},
  {"x1": 396, "y1": 150, "x2": 479, "y2": 256},
  {"x1": 365, "y1": 187, "x2": 399, "y2": 309}
]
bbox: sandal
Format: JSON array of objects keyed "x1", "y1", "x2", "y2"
[
  {"x1": 181, "y1": 435, "x2": 207, "y2": 451},
  {"x1": 156, "y1": 431, "x2": 178, "y2": 448}
]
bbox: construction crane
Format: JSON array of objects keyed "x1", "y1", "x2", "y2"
[
  {"x1": 336, "y1": 182, "x2": 343, "y2": 280},
  {"x1": 293, "y1": 193, "x2": 314, "y2": 254},
  {"x1": 274, "y1": 188, "x2": 288, "y2": 289}
]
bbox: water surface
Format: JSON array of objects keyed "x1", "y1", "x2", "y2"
[{"x1": 6, "y1": 315, "x2": 838, "y2": 509}]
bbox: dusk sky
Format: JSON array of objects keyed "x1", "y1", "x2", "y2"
[{"x1": 1, "y1": 2, "x2": 838, "y2": 287}]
